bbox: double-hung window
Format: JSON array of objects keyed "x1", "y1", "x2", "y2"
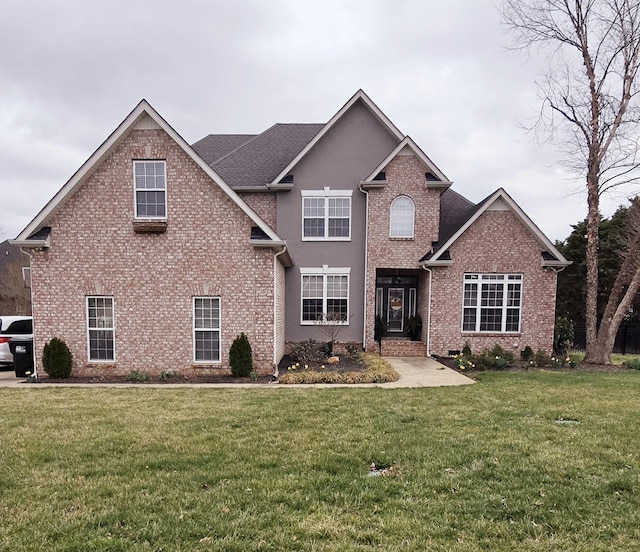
[
  {"x1": 134, "y1": 161, "x2": 166, "y2": 219},
  {"x1": 301, "y1": 189, "x2": 352, "y2": 240},
  {"x1": 462, "y1": 274, "x2": 522, "y2": 333},
  {"x1": 301, "y1": 267, "x2": 350, "y2": 324},
  {"x1": 194, "y1": 297, "x2": 221, "y2": 362},
  {"x1": 87, "y1": 296, "x2": 115, "y2": 361}
]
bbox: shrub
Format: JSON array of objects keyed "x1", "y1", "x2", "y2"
[
  {"x1": 406, "y1": 314, "x2": 422, "y2": 341},
  {"x1": 554, "y1": 316, "x2": 575, "y2": 356},
  {"x1": 521, "y1": 345, "x2": 534, "y2": 361},
  {"x1": 624, "y1": 358, "x2": 640, "y2": 370},
  {"x1": 126, "y1": 370, "x2": 149, "y2": 382},
  {"x1": 462, "y1": 341, "x2": 472, "y2": 357},
  {"x1": 289, "y1": 339, "x2": 326, "y2": 366},
  {"x1": 230, "y1": 333, "x2": 253, "y2": 378},
  {"x1": 42, "y1": 338, "x2": 73, "y2": 379},
  {"x1": 534, "y1": 349, "x2": 552, "y2": 367},
  {"x1": 472, "y1": 344, "x2": 515, "y2": 370},
  {"x1": 452, "y1": 354, "x2": 475, "y2": 371}
]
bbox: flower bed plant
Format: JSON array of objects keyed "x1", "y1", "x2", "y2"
[{"x1": 279, "y1": 352, "x2": 399, "y2": 384}]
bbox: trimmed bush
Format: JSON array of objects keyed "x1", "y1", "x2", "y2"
[
  {"x1": 230, "y1": 333, "x2": 253, "y2": 377},
  {"x1": 42, "y1": 338, "x2": 73, "y2": 379},
  {"x1": 521, "y1": 345, "x2": 534, "y2": 361}
]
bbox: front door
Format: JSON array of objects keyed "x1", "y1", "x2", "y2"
[
  {"x1": 375, "y1": 275, "x2": 418, "y2": 337},
  {"x1": 387, "y1": 288, "x2": 405, "y2": 332}
]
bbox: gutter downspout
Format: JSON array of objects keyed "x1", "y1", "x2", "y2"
[
  {"x1": 358, "y1": 184, "x2": 369, "y2": 351},
  {"x1": 273, "y1": 246, "x2": 288, "y2": 370},
  {"x1": 20, "y1": 248, "x2": 37, "y2": 379},
  {"x1": 421, "y1": 265, "x2": 433, "y2": 357}
]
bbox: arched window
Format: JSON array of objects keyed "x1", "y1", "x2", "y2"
[{"x1": 389, "y1": 195, "x2": 415, "y2": 238}]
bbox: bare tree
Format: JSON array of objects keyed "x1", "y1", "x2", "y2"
[{"x1": 503, "y1": 0, "x2": 640, "y2": 363}]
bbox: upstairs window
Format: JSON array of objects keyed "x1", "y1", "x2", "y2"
[
  {"x1": 462, "y1": 274, "x2": 522, "y2": 333},
  {"x1": 301, "y1": 189, "x2": 352, "y2": 240},
  {"x1": 389, "y1": 195, "x2": 415, "y2": 238},
  {"x1": 134, "y1": 161, "x2": 166, "y2": 219}
]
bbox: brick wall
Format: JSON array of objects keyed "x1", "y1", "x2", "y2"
[
  {"x1": 30, "y1": 128, "x2": 277, "y2": 377},
  {"x1": 238, "y1": 191, "x2": 277, "y2": 228},
  {"x1": 364, "y1": 153, "x2": 440, "y2": 350},
  {"x1": 428, "y1": 209, "x2": 557, "y2": 356}
]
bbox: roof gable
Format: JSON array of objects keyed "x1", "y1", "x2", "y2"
[
  {"x1": 422, "y1": 188, "x2": 570, "y2": 267},
  {"x1": 360, "y1": 137, "x2": 452, "y2": 189},
  {"x1": 267, "y1": 90, "x2": 405, "y2": 188},
  {"x1": 13, "y1": 100, "x2": 284, "y2": 246}
]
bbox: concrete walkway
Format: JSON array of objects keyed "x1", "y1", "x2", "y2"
[{"x1": 0, "y1": 357, "x2": 474, "y2": 389}]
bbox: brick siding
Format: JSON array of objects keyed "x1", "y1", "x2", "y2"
[
  {"x1": 428, "y1": 209, "x2": 557, "y2": 356},
  {"x1": 30, "y1": 128, "x2": 277, "y2": 377},
  {"x1": 364, "y1": 153, "x2": 439, "y2": 354}
]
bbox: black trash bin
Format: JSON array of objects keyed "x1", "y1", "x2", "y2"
[{"x1": 9, "y1": 337, "x2": 34, "y2": 378}]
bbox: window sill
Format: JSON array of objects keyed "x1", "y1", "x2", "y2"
[
  {"x1": 133, "y1": 220, "x2": 168, "y2": 234},
  {"x1": 461, "y1": 332, "x2": 521, "y2": 336},
  {"x1": 301, "y1": 237, "x2": 351, "y2": 242},
  {"x1": 389, "y1": 236, "x2": 414, "y2": 241}
]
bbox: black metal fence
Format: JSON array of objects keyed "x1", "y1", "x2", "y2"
[{"x1": 573, "y1": 323, "x2": 640, "y2": 355}]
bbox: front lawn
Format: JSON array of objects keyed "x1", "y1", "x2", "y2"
[{"x1": 2, "y1": 372, "x2": 640, "y2": 550}]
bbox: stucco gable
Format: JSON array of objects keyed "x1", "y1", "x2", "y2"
[
  {"x1": 12, "y1": 100, "x2": 285, "y2": 254},
  {"x1": 267, "y1": 90, "x2": 405, "y2": 188}
]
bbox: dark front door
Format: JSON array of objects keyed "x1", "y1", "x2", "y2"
[{"x1": 375, "y1": 275, "x2": 418, "y2": 337}]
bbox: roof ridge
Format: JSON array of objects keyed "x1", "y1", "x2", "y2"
[{"x1": 210, "y1": 125, "x2": 280, "y2": 166}]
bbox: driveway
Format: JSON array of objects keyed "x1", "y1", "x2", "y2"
[{"x1": 0, "y1": 357, "x2": 474, "y2": 388}]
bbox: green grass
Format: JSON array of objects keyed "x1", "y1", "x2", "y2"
[
  {"x1": 3, "y1": 372, "x2": 640, "y2": 550},
  {"x1": 569, "y1": 351, "x2": 640, "y2": 365}
]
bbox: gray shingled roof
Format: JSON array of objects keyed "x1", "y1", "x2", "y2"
[
  {"x1": 191, "y1": 134, "x2": 256, "y2": 166},
  {"x1": 192, "y1": 123, "x2": 323, "y2": 189},
  {"x1": 421, "y1": 189, "x2": 477, "y2": 261}
]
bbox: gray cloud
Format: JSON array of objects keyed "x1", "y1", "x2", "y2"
[{"x1": 0, "y1": 0, "x2": 629, "y2": 242}]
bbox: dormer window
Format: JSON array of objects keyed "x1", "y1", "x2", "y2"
[
  {"x1": 389, "y1": 195, "x2": 415, "y2": 238},
  {"x1": 134, "y1": 161, "x2": 166, "y2": 219}
]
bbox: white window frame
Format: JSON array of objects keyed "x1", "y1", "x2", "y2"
[
  {"x1": 134, "y1": 160, "x2": 167, "y2": 220},
  {"x1": 301, "y1": 188, "x2": 352, "y2": 241},
  {"x1": 389, "y1": 195, "x2": 415, "y2": 238},
  {"x1": 462, "y1": 274, "x2": 522, "y2": 333},
  {"x1": 300, "y1": 266, "x2": 350, "y2": 325},
  {"x1": 193, "y1": 297, "x2": 221, "y2": 363},
  {"x1": 86, "y1": 296, "x2": 115, "y2": 362}
]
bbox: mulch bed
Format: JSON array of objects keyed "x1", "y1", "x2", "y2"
[
  {"x1": 28, "y1": 356, "x2": 365, "y2": 384},
  {"x1": 31, "y1": 373, "x2": 274, "y2": 385},
  {"x1": 277, "y1": 354, "x2": 365, "y2": 375},
  {"x1": 434, "y1": 355, "x2": 632, "y2": 374}
]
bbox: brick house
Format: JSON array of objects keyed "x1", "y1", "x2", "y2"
[{"x1": 12, "y1": 90, "x2": 569, "y2": 377}]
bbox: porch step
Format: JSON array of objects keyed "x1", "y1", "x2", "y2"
[{"x1": 380, "y1": 338, "x2": 426, "y2": 357}]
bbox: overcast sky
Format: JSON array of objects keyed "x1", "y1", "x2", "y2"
[{"x1": 1, "y1": 0, "x2": 637, "y2": 242}]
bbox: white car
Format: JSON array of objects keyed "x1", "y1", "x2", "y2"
[{"x1": 0, "y1": 316, "x2": 33, "y2": 366}]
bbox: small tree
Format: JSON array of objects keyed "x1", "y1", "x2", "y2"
[
  {"x1": 42, "y1": 338, "x2": 73, "y2": 379},
  {"x1": 229, "y1": 333, "x2": 253, "y2": 377},
  {"x1": 313, "y1": 312, "x2": 349, "y2": 355}
]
